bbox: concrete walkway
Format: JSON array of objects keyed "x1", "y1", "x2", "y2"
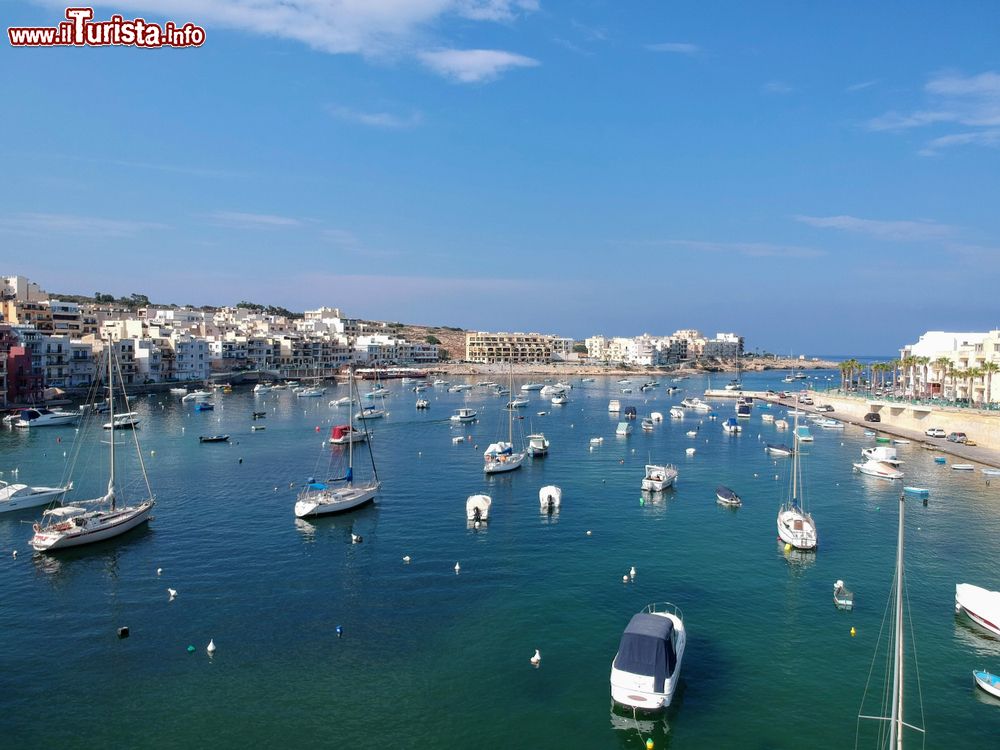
[{"x1": 763, "y1": 395, "x2": 1000, "y2": 471}]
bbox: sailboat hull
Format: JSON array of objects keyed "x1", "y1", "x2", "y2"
[
  {"x1": 30, "y1": 501, "x2": 154, "y2": 552},
  {"x1": 777, "y1": 507, "x2": 817, "y2": 550},
  {"x1": 484, "y1": 453, "x2": 525, "y2": 474},
  {"x1": 294, "y1": 483, "x2": 379, "y2": 518}
]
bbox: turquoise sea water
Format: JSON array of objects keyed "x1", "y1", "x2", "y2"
[{"x1": 2, "y1": 370, "x2": 999, "y2": 748}]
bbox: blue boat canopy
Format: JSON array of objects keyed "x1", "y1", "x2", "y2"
[{"x1": 612, "y1": 613, "x2": 677, "y2": 692}]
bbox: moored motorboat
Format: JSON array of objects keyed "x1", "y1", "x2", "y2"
[
  {"x1": 641, "y1": 464, "x2": 677, "y2": 492},
  {"x1": 506, "y1": 397, "x2": 529, "y2": 409},
  {"x1": 416, "y1": 398, "x2": 429, "y2": 409},
  {"x1": 669, "y1": 406, "x2": 684, "y2": 419},
  {"x1": 973, "y1": 670, "x2": 1000, "y2": 699},
  {"x1": 853, "y1": 460, "x2": 904, "y2": 480},
  {"x1": 520, "y1": 382, "x2": 544, "y2": 391},
  {"x1": 450, "y1": 408, "x2": 477, "y2": 423},
  {"x1": 608, "y1": 399, "x2": 621, "y2": 413},
  {"x1": 610, "y1": 602, "x2": 686, "y2": 711},
  {"x1": 539, "y1": 485, "x2": 561, "y2": 512},
  {"x1": 198, "y1": 434, "x2": 230, "y2": 443},
  {"x1": 328, "y1": 424, "x2": 365, "y2": 445},
  {"x1": 716, "y1": 485, "x2": 741, "y2": 507},
  {"x1": 952, "y1": 464, "x2": 975, "y2": 471},
  {"x1": 722, "y1": 417, "x2": 741, "y2": 434},
  {"x1": 616, "y1": 422, "x2": 632, "y2": 437},
  {"x1": 833, "y1": 580, "x2": 854, "y2": 609},
  {"x1": 527, "y1": 433, "x2": 550, "y2": 456},
  {"x1": 765, "y1": 443, "x2": 793, "y2": 457},
  {"x1": 13, "y1": 407, "x2": 78, "y2": 428},
  {"x1": 103, "y1": 412, "x2": 140, "y2": 429},
  {"x1": 955, "y1": 583, "x2": 1000, "y2": 637},
  {"x1": 641, "y1": 418, "x2": 654, "y2": 431},
  {"x1": 466, "y1": 494, "x2": 491, "y2": 522},
  {"x1": 0, "y1": 479, "x2": 72, "y2": 514}
]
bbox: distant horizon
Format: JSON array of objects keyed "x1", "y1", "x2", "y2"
[{"x1": 4, "y1": 2, "x2": 998, "y2": 354}]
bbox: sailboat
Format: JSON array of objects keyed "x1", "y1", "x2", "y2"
[
  {"x1": 484, "y1": 365, "x2": 526, "y2": 474},
  {"x1": 295, "y1": 368, "x2": 379, "y2": 518},
  {"x1": 776, "y1": 411, "x2": 817, "y2": 550},
  {"x1": 856, "y1": 493, "x2": 925, "y2": 747},
  {"x1": 30, "y1": 343, "x2": 155, "y2": 552},
  {"x1": 295, "y1": 367, "x2": 380, "y2": 518}
]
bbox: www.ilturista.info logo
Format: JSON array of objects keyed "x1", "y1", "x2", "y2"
[{"x1": 8, "y1": 7, "x2": 205, "y2": 48}]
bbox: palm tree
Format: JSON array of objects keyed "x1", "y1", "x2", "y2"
[
  {"x1": 916, "y1": 356, "x2": 931, "y2": 398},
  {"x1": 981, "y1": 361, "x2": 999, "y2": 406},
  {"x1": 933, "y1": 356, "x2": 951, "y2": 398},
  {"x1": 890, "y1": 358, "x2": 900, "y2": 393},
  {"x1": 838, "y1": 360, "x2": 851, "y2": 392},
  {"x1": 967, "y1": 368, "x2": 983, "y2": 405}
]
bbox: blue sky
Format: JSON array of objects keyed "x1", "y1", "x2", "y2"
[{"x1": 2, "y1": 1, "x2": 999, "y2": 354}]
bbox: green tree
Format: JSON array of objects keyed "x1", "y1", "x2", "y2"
[
  {"x1": 438, "y1": 349, "x2": 451, "y2": 361},
  {"x1": 426, "y1": 335, "x2": 441, "y2": 345},
  {"x1": 981, "y1": 361, "x2": 999, "y2": 406},
  {"x1": 572, "y1": 343, "x2": 589, "y2": 354}
]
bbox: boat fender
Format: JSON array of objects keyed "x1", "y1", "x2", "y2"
[
  {"x1": 32, "y1": 523, "x2": 40, "y2": 532},
  {"x1": 850, "y1": 627, "x2": 856, "y2": 637}
]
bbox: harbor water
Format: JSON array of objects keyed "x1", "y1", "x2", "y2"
[{"x1": 2, "y1": 370, "x2": 999, "y2": 748}]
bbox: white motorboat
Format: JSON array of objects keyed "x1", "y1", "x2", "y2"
[
  {"x1": 816, "y1": 418, "x2": 844, "y2": 429},
  {"x1": 296, "y1": 387, "x2": 326, "y2": 398},
  {"x1": 296, "y1": 369, "x2": 379, "y2": 518},
  {"x1": 610, "y1": 602, "x2": 686, "y2": 711},
  {"x1": 608, "y1": 399, "x2": 621, "y2": 413},
  {"x1": 539, "y1": 485, "x2": 561, "y2": 512},
  {"x1": 432, "y1": 379, "x2": 450, "y2": 386},
  {"x1": 641, "y1": 418, "x2": 655, "y2": 431},
  {"x1": 466, "y1": 494, "x2": 491, "y2": 522},
  {"x1": 776, "y1": 413, "x2": 817, "y2": 551},
  {"x1": 103, "y1": 412, "x2": 140, "y2": 429},
  {"x1": 952, "y1": 464, "x2": 975, "y2": 471},
  {"x1": 641, "y1": 464, "x2": 677, "y2": 492},
  {"x1": 955, "y1": 583, "x2": 1000, "y2": 637},
  {"x1": 520, "y1": 382, "x2": 545, "y2": 391},
  {"x1": 775, "y1": 419, "x2": 789, "y2": 430},
  {"x1": 415, "y1": 399, "x2": 429, "y2": 409},
  {"x1": 669, "y1": 407, "x2": 684, "y2": 419},
  {"x1": 0, "y1": 479, "x2": 72, "y2": 513},
  {"x1": 330, "y1": 397, "x2": 351, "y2": 407},
  {"x1": 650, "y1": 412, "x2": 664, "y2": 422},
  {"x1": 554, "y1": 381, "x2": 573, "y2": 390},
  {"x1": 761, "y1": 413, "x2": 775, "y2": 423},
  {"x1": 722, "y1": 417, "x2": 741, "y2": 434},
  {"x1": 581, "y1": 377, "x2": 595, "y2": 383},
  {"x1": 356, "y1": 406, "x2": 385, "y2": 420},
  {"x1": 169, "y1": 387, "x2": 188, "y2": 395},
  {"x1": 853, "y1": 459, "x2": 904, "y2": 480},
  {"x1": 617, "y1": 379, "x2": 631, "y2": 384},
  {"x1": 973, "y1": 670, "x2": 1000, "y2": 699},
  {"x1": 506, "y1": 397, "x2": 529, "y2": 409},
  {"x1": 765, "y1": 443, "x2": 793, "y2": 457},
  {"x1": 833, "y1": 580, "x2": 854, "y2": 610},
  {"x1": 182, "y1": 390, "x2": 212, "y2": 401},
  {"x1": 367, "y1": 387, "x2": 391, "y2": 398},
  {"x1": 716, "y1": 485, "x2": 742, "y2": 507},
  {"x1": 616, "y1": 422, "x2": 632, "y2": 437},
  {"x1": 685, "y1": 430, "x2": 698, "y2": 438},
  {"x1": 328, "y1": 424, "x2": 366, "y2": 445},
  {"x1": 253, "y1": 383, "x2": 272, "y2": 394},
  {"x1": 793, "y1": 425, "x2": 813, "y2": 442},
  {"x1": 13, "y1": 407, "x2": 78, "y2": 428},
  {"x1": 30, "y1": 343, "x2": 155, "y2": 552},
  {"x1": 527, "y1": 433, "x2": 549, "y2": 456},
  {"x1": 621, "y1": 387, "x2": 633, "y2": 394},
  {"x1": 450, "y1": 408, "x2": 478, "y2": 423},
  {"x1": 551, "y1": 393, "x2": 569, "y2": 405},
  {"x1": 589, "y1": 436, "x2": 604, "y2": 446},
  {"x1": 540, "y1": 384, "x2": 565, "y2": 397},
  {"x1": 694, "y1": 400, "x2": 712, "y2": 413}
]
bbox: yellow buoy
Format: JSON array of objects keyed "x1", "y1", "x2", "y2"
[
  {"x1": 850, "y1": 626, "x2": 856, "y2": 637},
  {"x1": 646, "y1": 739, "x2": 654, "y2": 750},
  {"x1": 784, "y1": 543, "x2": 792, "y2": 553}
]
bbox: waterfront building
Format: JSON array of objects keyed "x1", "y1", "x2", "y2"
[
  {"x1": 465, "y1": 331, "x2": 567, "y2": 364},
  {"x1": 46, "y1": 300, "x2": 84, "y2": 337},
  {"x1": 703, "y1": 333, "x2": 744, "y2": 359},
  {"x1": 900, "y1": 330, "x2": 1000, "y2": 404}
]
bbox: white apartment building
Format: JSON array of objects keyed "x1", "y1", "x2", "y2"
[
  {"x1": 133, "y1": 338, "x2": 163, "y2": 382},
  {"x1": 169, "y1": 334, "x2": 209, "y2": 381},
  {"x1": 46, "y1": 300, "x2": 84, "y2": 337},
  {"x1": 900, "y1": 329, "x2": 1000, "y2": 403},
  {"x1": 466, "y1": 332, "x2": 567, "y2": 364}
]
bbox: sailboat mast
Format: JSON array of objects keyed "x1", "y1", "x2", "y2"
[
  {"x1": 791, "y1": 411, "x2": 799, "y2": 502},
  {"x1": 508, "y1": 364, "x2": 513, "y2": 444},
  {"x1": 889, "y1": 494, "x2": 905, "y2": 748},
  {"x1": 348, "y1": 367, "x2": 354, "y2": 477},
  {"x1": 108, "y1": 339, "x2": 116, "y2": 510}
]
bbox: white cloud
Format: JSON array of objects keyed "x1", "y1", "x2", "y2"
[
  {"x1": 417, "y1": 48, "x2": 539, "y2": 83},
  {"x1": 208, "y1": 211, "x2": 301, "y2": 228},
  {"x1": 762, "y1": 80, "x2": 793, "y2": 95},
  {"x1": 794, "y1": 214, "x2": 954, "y2": 242},
  {"x1": 645, "y1": 42, "x2": 700, "y2": 55},
  {"x1": 326, "y1": 105, "x2": 423, "y2": 129},
  {"x1": 846, "y1": 79, "x2": 879, "y2": 93},
  {"x1": 653, "y1": 240, "x2": 824, "y2": 259},
  {"x1": 867, "y1": 70, "x2": 1000, "y2": 153},
  {"x1": 0, "y1": 212, "x2": 166, "y2": 238}
]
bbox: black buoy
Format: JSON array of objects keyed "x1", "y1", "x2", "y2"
[
  {"x1": 923, "y1": 497, "x2": 928, "y2": 506},
  {"x1": 117, "y1": 626, "x2": 130, "y2": 639},
  {"x1": 238, "y1": 458, "x2": 243, "y2": 464}
]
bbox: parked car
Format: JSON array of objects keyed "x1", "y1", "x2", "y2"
[
  {"x1": 965, "y1": 439, "x2": 978, "y2": 446},
  {"x1": 947, "y1": 432, "x2": 968, "y2": 443},
  {"x1": 864, "y1": 412, "x2": 881, "y2": 422},
  {"x1": 798, "y1": 395, "x2": 814, "y2": 405},
  {"x1": 815, "y1": 404, "x2": 835, "y2": 413},
  {"x1": 924, "y1": 427, "x2": 946, "y2": 438}
]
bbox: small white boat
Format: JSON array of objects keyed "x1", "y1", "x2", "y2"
[
  {"x1": 506, "y1": 397, "x2": 529, "y2": 409},
  {"x1": 329, "y1": 397, "x2": 351, "y2": 407},
  {"x1": 641, "y1": 464, "x2": 677, "y2": 492},
  {"x1": 608, "y1": 399, "x2": 621, "y2": 413},
  {"x1": 715, "y1": 485, "x2": 741, "y2": 507},
  {"x1": 356, "y1": 407, "x2": 385, "y2": 420},
  {"x1": 450, "y1": 408, "x2": 477, "y2": 423},
  {"x1": 540, "y1": 384, "x2": 565, "y2": 397},
  {"x1": 761, "y1": 413, "x2": 775, "y2": 423},
  {"x1": 621, "y1": 388, "x2": 633, "y2": 394},
  {"x1": 862, "y1": 446, "x2": 902, "y2": 465},
  {"x1": 416, "y1": 399, "x2": 429, "y2": 409},
  {"x1": 956, "y1": 583, "x2": 1000, "y2": 637},
  {"x1": 169, "y1": 387, "x2": 188, "y2": 395},
  {"x1": 465, "y1": 494, "x2": 491, "y2": 522},
  {"x1": 0, "y1": 479, "x2": 72, "y2": 513},
  {"x1": 775, "y1": 419, "x2": 789, "y2": 431},
  {"x1": 853, "y1": 460, "x2": 904, "y2": 480},
  {"x1": 617, "y1": 379, "x2": 631, "y2": 384},
  {"x1": 891, "y1": 438, "x2": 911, "y2": 445},
  {"x1": 952, "y1": 464, "x2": 975, "y2": 471},
  {"x1": 616, "y1": 422, "x2": 632, "y2": 437},
  {"x1": 669, "y1": 407, "x2": 684, "y2": 419},
  {"x1": 765, "y1": 443, "x2": 793, "y2": 457},
  {"x1": 520, "y1": 382, "x2": 545, "y2": 391},
  {"x1": 816, "y1": 419, "x2": 844, "y2": 429},
  {"x1": 982, "y1": 469, "x2": 1000, "y2": 476},
  {"x1": 722, "y1": 417, "x2": 741, "y2": 434},
  {"x1": 432, "y1": 379, "x2": 450, "y2": 386},
  {"x1": 793, "y1": 425, "x2": 813, "y2": 442},
  {"x1": 551, "y1": 393, "x2": 569, "y2": 405},
  {"x1": 539, "y1": 485, "x2": 561, "y2": 512},
  {"x1": 610, "y1": 602, "x2": 685, "y2": 711},
  {"x1": 252, "y1": 384, "x2": 272, "y2": 394},
  {"x1": 296, "y1": 387, "x2": 326, "y2": 398},
  {"x1": 685, "y1": 447, "x2": 696, "y2": 455},
  {"x1": 650, "y1": 412, "x2": 664, "y2": 422},
  {"x1": 686, "y1": 430, "x2": 697, "y2": 438},
  {"x1": 527, "y1": 433, "x2": 550, "y2": 456},
  {"x1": 589, "y1": 437, "x2": 604, "y2": 446},
  {"x1": 182, "y1": 390, "x2": 212, "y2": 401},
  {"x1": 555, "y1": 381, "x2": 573, "y2": 390},
  {"x1": 973, "y1": 670, "x2": 1000, "y2": 699},
  {"x1": 103, "y1": 412, "x2": 140, "y2": 429},
  {"x1": 641, "y1": 418, "x2": 655, "y2": 432},
  {"x1": 328, "y1": 425, "x2": 366, "y2": 445},
  {"x1": 833, "y1": 580, "x2": 854, "y2": 610},
  {"x1": 581, "y1": 377, "x2": 595, "y2": 383}
]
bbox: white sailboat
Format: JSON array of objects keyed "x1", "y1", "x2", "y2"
[
  {"x1": 30, "y1": 343, "x2": 155, "y2": 552},
  {"x1": 484, "y1": 366, "x2": 526, "y2": 474},
  {"x1": 857, "y1": 493, "x2": 925, "y2": 747},
  {"x1": 776, "y1": 411, "x2": 817, "y2": 551},
  {"x1": 295, "y1": 368, "x2": 380, "y2": 518}
]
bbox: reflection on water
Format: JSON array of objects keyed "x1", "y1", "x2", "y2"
[
  {"x1": 953, "y1": 617, "x2": 1000, "y2": 658},
  {"x1": 609, "y1": 703, "x2": 670, "y2": 738},
  {"x1": 779, "y1": 541, "x2": 817, "y2": 571}
]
